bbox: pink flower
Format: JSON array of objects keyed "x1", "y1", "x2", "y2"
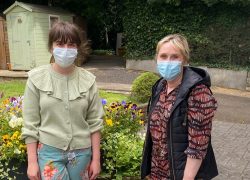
[{"x1": 43, "y1": 164, "x2": 58, "y2": 180}]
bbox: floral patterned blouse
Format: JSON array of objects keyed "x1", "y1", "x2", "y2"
[{"x1": 149, "y1": 81, "x2": 217, "y2": 179}]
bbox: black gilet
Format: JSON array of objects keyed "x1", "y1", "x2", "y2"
[{"x1": 141, "y1": 66, "x2": 218, "y2": 180}]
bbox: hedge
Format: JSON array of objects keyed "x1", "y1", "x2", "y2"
[{"x1": 123, "y1": 0, "x2": 250, "y2": 69}]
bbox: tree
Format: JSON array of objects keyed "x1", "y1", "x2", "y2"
[{"x1": 147, "y1": 0, "x2": 250, "y2": 6}]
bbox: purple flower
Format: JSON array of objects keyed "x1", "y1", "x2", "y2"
[
  {"x1": 131, "y1": 104, "x2": 137, "y2": 110},
  {"x1": 12, "y1": 100, "x2": 18, "y2": 107},
  {"x1": 10, "y1": 97, "x2": 16, "y2": 102},
  {"x1": 101, "y1": 99, "x2": 107, "y2": 105},
  {"x1": 132, "y1": 112, "x2": 136, "y2": 119},
  {"x1": 121, "y1": 100, "x2": 126, "y2": 106},
  {"x1": 17, "y1": 96, "x2": 22, "y2": 103}
]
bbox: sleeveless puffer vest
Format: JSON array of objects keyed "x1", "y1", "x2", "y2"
[{"x1": 141, "y1": 67, "x2": 218, "y2": 180}]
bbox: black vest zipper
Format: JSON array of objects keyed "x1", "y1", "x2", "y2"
[{"x1": 169, "y1": 114, "x2": 176, "y2": 180}]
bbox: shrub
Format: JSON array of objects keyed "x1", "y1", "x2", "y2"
[
  {"x1": 102, "y1": 132, "x2": 144, "y2": 178},
  {"x1": 131, "y1": 72, "x2": 160, "y2": 103},
  {"x1": 101, "y1": 100, "x2": 145, "y2": 178},
  {"x1": 92, "y1": 49, "x2": 115, "y2": 56}
]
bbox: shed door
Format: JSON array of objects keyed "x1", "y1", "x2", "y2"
[{"x1": 10, "y1": 12, "x2": 31, "y2": 70}]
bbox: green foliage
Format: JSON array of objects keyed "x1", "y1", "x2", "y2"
[
  {"x1": 131, "y1": 72, "x2": 160, "y2": 103},
  {"x1": 102, "y1": 101, "x2": 144, "y2": 136},
  {"x1": 123, "y1": 0, "x2": 250, "y2": 68},
  {"x1": 147, "y1": 0, "x2": 250, "y2": 6},
  {"x1": 59, "y1": 0, "x2": 124, "y2": 50},
  {"x1": 101, "y1": 132, "x2": 144, "y2": 178},
  {"x1": 101, "y1": 100, "x2": 145, "y2": 178},
  {"x1": 200, "y1": 0, "x2": 250, "y2": 6},
  {"x1": 92, "y1": 49, "x2": 115, "y2": 56}
]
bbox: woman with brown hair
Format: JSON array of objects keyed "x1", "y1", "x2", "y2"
[
  {"x1": 22, "y1": 21, "x2": 103, "y2": 180},
  {"x1": 141, "y1": 34, "x2": 218, "y2": 180}
]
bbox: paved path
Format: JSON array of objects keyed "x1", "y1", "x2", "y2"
[{"x1": 212, "y1": 121, "x2": 250, "y2": 180}]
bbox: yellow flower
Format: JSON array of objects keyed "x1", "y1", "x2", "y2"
[
  {"x1": 139, "y1": 120, "x2": 144, "y2": 125},
  {"x1": 10, "y1": 131, "x2": 19, "y2": 140},
  {"x1": 19, "y1": 144, "x2": 26, "y2": 150},
  {"x1": 3, "y1": 99, "x2": 10, "y2": 105},
  {"x1": 6, "y1": 142, "x2": 13, "y2": 147},
  {"x1": 2, "y1": 135, "x2": 10, "y2": 142},
  {"x1": 105, "y1": 119, "x2": 113, "y2": 126}
]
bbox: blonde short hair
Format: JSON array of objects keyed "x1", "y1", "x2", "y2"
[{"x1": 156, "y1": 34, "x2": 190, "y2": 62}]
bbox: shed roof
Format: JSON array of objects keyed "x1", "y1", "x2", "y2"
[{"x1": 3, "y1": 1, "x2": 74, "y2": 16}]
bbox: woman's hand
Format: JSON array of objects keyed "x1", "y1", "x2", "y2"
[
  {"x1": 89, "y1": 131, "x2": 101, "y2": 180},
  {"x1": 27, "y1": 161, "x2": 41, "y2": 180},
  {"x1": 183, "y1": 157, "x2": 202, "y2": 180},
  {"x1": 88, "y1": 159, "x2": 101, "y2": 180},
  {"x1": 27, "y1": 143, "x2": 40, "y2": 180}
]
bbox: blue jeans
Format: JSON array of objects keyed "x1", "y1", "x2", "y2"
[{"x1": 37, "y1": 143, "x2": 92, "y2": 180}]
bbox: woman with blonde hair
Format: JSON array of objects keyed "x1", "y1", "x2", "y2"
[
  {"x1": 141, "y1": 34, "x2": 218, "y2": 180},
  {"x1": 22, "y1": 21, "x2": 103, "y2": 180}
]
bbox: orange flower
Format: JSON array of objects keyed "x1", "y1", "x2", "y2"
[{"x1": 2, "y1": 135, "x2": 10, "y2": 142}]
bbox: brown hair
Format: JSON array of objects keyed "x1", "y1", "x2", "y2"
[
  {"x1": 48, "y1": 21, "x2": 81, "y2": 50},
  {"x1": 156, "y1": 34, "x2": 190, "y2": 63}
]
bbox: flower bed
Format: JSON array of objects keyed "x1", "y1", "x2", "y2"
[
  {"x1": 0, "y1": 96, "x2": 27, "y2": 179},
  {"x1": 0, "y1": 97, "x2": 145, "y2": 179}
]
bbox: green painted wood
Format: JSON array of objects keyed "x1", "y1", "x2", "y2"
[
  {"x1": 8, "y1": 12, "x2": 31, "y2": 70},
  {"x1": 5, "y1": 5, "x2": 73, "y2": 70},
  {"x1": 7, "y1": 6, "x2": 26, "y2": 13}
]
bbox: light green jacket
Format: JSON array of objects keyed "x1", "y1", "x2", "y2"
[{"x1": 21, "y1": 64, "x2": 104, "y2": 150}]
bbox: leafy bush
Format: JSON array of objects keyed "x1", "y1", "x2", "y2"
[
  {"x1": 101, "y1": 100, "x2": 145, "y2": 178},
  {"x1": 102, "y1": 132, "x2": 144, "y2": 178},
  {"x1": 131, "y1": 72, "x2": 160, "y2": 103},
  {"x1": 92, "y1": 49, "x2": 115, "y2": 56}
]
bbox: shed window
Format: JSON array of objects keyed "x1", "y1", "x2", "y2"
[{"x1": 49, "y1": 15, "x2": 60, "y2": 28}]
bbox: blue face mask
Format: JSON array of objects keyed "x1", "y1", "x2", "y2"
[
  {"x1": 53, "y1": 47, "x2": 78, "y2": 68},
  {"x1": 157, "y1": 60, "x2": 182, "y2": 81}
]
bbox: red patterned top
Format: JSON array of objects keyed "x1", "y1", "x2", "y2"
[{"x1": 150, "y1": 82, "x2": 217, "y2": 179}]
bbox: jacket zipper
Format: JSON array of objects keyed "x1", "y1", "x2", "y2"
[{"x1": 169, "y1": 113, "x2": 176, "y2": 180}]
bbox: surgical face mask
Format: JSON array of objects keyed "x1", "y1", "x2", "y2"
[
  {"x1": 157, "y1": 60, "x2": 182, "y2": 81},
  {"x1": 53, "y1": 47, "x2": 78, "y2": 68}
]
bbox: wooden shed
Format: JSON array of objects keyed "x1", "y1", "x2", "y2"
[{"x1": 3, "y1": 1, "x2": 74, "y2": 70}]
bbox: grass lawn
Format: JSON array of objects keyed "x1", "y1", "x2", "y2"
[
  {"x1": 0, "y1": 80, "x2": 26, "y2": 100},
  {"x1": 0, "y1": 80, "x2": 130, "y2": 103}
]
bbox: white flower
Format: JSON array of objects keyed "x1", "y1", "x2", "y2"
[
  {"x1": 16, "y1": 118, "x2": 24, "y2": 126},
  {"x1": 8, "y1": 115, "x2": 23, "y2": 128},
  {"x1": 14, "y1": 148, "x2": 21, "y2": 154},
  {"x1": 9, "y1": 120, "x2": 17, "y2": 128}
]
